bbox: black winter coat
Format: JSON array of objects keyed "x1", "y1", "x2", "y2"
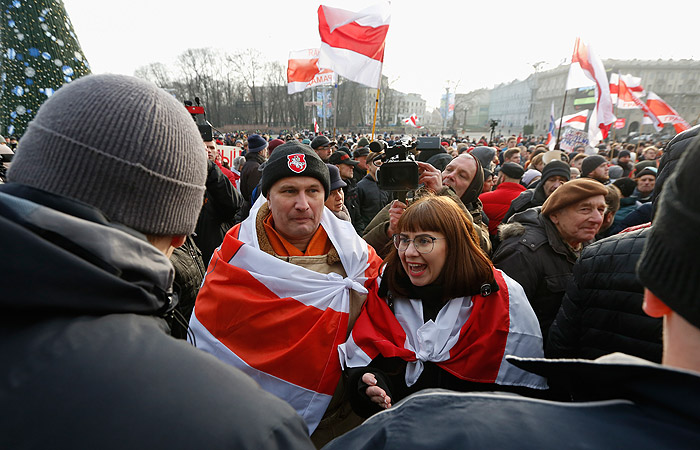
[
  {"x1": 502, "y1": 183, "x2": 548, "y2": 224},
  {"x1": 493, "y1": 208, "x2": 578, "y2": 338},
  {"x1": 547, "y1": 227, "x2": 662, "y2": 362},
  {"x1": 169, "y1": 235, "x2": 206, "y2": 339},
  {"x1": 355, "y1": 174, "x2": 391, "y2": 234},
  {"x1": 237, "y1": 152, "x2": 266, "y2": 221},
  {"x1": 193, "y1": 160, "x2": 241, "y2": 265},
  {"x1": 0, "y1": 183, "x2": 313, "y2": 450}
]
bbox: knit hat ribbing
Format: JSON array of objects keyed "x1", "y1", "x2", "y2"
[
  {"x1": 8, "y1": 74, "x2": 207, "y2": 235},
  {"x1": 260, "y1": 141, "x2": 331, "y2": 200},
  {"x1": 541, "y1": 160, "x2": 570, "y2": 183},
  {"x1": 581, "y1": 155, "x2": 607, "y2": 178},
  {"x1": 637, "y1": 134, "x2": 700, "y2": 329},
  {"x1": 247, "y1": 134, "x2": 268, "y2": 153}
]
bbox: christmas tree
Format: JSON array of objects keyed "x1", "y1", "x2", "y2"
[{"x1": 1, "y1": 0, "x2": 91, "y2": 138}]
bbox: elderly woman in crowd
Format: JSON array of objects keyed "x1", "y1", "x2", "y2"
[
  {"x1": 338, "y1": 193, "x2": 546, "y2": 418},
  {"x1": 325, "y1": 163, "x2": 351, "y2": 222}
]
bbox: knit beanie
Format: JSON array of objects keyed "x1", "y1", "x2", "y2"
[
  {"x1": 260, "y1": 141, "x2": 331, "y2": 200},
  {"x1": 8, "y1": 74, "x2": 206, "y2": 235},
  {"x1": 541, "y1": 178, "x2": 608, "y2": 217},
  {"x1": 637, "y1": 135, "x2": 700, "y2": 329},
  {"x1": 268, "y1": 138, "x2": 285, "y2": 155},
  {"x1": 541, "y1": 160, "x2": 570, "y2": 183},
  {"x1": 357, "y1": 137, "x2": 370, "y2": 148},
  {"x1": 247, "y1": 134, "x2": 268, "y2": 153},
  {"x1": 580, "y1": 155, "x2": 607, "y2": 178},
  {"x1": 470, "y1": 146, "x2": 496, "y2": 170}
]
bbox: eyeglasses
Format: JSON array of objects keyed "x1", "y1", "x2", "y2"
[{"x1": 392, "y1": 234, "x2": 445, "y2": 254}]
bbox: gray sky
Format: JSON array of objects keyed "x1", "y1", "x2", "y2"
[{"x1": 63, "y1": 0, "x2": 698, "y2": 109}]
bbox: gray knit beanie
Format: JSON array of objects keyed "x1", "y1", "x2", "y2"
[{"x1": 8, "y1": 74, "x2": 207, "y2": 235}]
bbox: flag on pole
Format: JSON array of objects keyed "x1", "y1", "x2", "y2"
[
  {"x1": 566, "y1": 38, "x2": 615, "y2": 144},
  {"x1": 613, "y1": 82, "x2": 664, "y2": 131},
  {"x1": 556, "y1": 110, "x2": 590, "y2": 131},
  {"x1": 287, "y1": 49, "x2": 337, "y2": 95},
  {"x1": 645, "y1": 92, "x2": 690, "y2": 133},
  {"x1": 314, "y1": 117, "x2": 319, "y2": 133},
  {"x1": 317, "y1": 1, "x2": 391, "y2": 89},
  {"x1": 402, "y1": 113, "x2": 423, "y2": 129},
  {"x1": 610, "y1": 73, "x2": 645, "y2": 106},
  {"x1": 546, "y1": 103, "x2": 556, "y2": 150}
]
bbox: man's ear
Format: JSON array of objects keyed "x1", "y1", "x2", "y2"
[
  {"x1": 643, "y1": 289, "x2": 672, "y2": 318},
  {"x1": 171, "y1": 235, "x2": 187, "y2": 249},
  {"x1": 549, "y1": 212, "x2": 559, "y2": 225}
]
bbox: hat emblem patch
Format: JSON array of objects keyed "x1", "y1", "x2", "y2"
[{"x1": 287, "y1": 153, "x2": 307, "y2": 173}]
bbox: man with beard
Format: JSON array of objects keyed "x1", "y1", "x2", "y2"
[{"x1": 581, "y1": 155, "x2": 610, "y2": 184}]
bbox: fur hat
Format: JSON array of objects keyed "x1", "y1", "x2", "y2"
[
  {"x1": 581, "y1": 155, "x2": 607, "y2": 178},
  {"x1": 8, "y1": 74, "x2": 206, "y2": 235},
  {"x1": 541, "y1": 178, "x2": 608, "y2": 217},
  {"x1": 247, "y1": 134, "x2": 268, "y2": 153},
  {"x1": 260, "y1": 141, "x2": 330, "y2": 200}
]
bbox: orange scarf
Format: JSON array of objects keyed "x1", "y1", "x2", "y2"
[{"x1": 263, "y1": 213, "x2": 331, "y2": 256}]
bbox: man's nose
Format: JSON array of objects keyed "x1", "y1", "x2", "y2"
[{"x1": 295, "y1": 193, "x2": 310, "y2": 210}]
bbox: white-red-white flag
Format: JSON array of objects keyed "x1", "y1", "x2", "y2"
[
  {"x1": 565, "y1": 38, "x2": 615, "y2": 143},
  {"x1": 313, "y1": 117, "x2": 319, "y2": 134},
  {"x1": 645, "y1": 92, "x2": 690, "y2": 133},
  {"x1": 317, "y1": 2, "x2": 391, "y2": 89},
  {"x1": 614, "y1": 82, "x2": 664, "y2": 131},
  {"x1": 610, "y1": 73, "x2": 645, "y2": 107},
  {"x1": 556, "y1": 110, "x2": 590, "y2": 131},
  {"x1": 402, "y1": 114, "x2": 423, "y2": 129},
  {"x1": 287, "y1": 48, "x2": 337, "y2": 95}
]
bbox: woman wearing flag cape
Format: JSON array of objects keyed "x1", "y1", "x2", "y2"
[{"x1": 338, "y1": 194, "x2": 547, "y2": 417}]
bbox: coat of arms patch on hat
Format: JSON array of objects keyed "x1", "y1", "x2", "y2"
[{"x1": 287, "y1": 153, "x2": 307, "y2": 173}]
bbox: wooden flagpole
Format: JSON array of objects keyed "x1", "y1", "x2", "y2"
[{"x1": 371, "y1": 67, "x2": 383, "y2": 141}]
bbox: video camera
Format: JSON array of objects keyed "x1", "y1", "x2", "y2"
[
  {"x1": 184, "y1": 97, "x2": 213, "y2": 142},
  {"x1": 377, "y1": 140, "x2": 419, "y2": 202}
]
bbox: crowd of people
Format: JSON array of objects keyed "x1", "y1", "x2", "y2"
[{"x1": 2, "y1": 73, "x2": 699, "y2": 449}]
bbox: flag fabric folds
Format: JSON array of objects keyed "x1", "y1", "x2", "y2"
[
  {"x1": 645, "y1": 92, "x2": 690, "y2": 133},
  {"x1": 610, "y1": 73, "x2": 645, "y2": 107},
  {"x1": 338, "y1": 269, "x2": 547, "y2": 390},
  {"x1": 546, "y1": 103, "x2": 556, "y2": 150},
  {"x1": 190, "y1": 196, "x2": 382, "y2": 434},
  {"x1": 556, "y1": 110, "x2": 590, "y2": 131},
  {"x1": 403, "y1": 114, "x2": 423, "y2": 128},
  {"x1": 287, "y1": 48, "x2": 336, "y2": 95},
  {"x1": 566, "y1": 38, "x2": 615, "y2": 144},
  {"x1": 317, "y1": 2, "x2": 390, "y2": 89}
]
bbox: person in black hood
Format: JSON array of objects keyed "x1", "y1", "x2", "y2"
[{"x1": 0, "y1": 74, "x2": 313, "y2": 449}]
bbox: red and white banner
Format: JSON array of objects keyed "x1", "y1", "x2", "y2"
[
  {"x1": 614, "y1": 118, "x2": 626, "y2": 129},
  {"x1": 556, "y1": 109, "x2": 589, "y2": 130},
  {"x1": 338, "y1": 269, "x2": 547, "y2": 389},
  {"x1": 402, "y1": 113, "x2": 423, "y2": 128},
  {"x1": 645, "y1": 92, "x2": 690, "y2": 133},
  {"x1": 566, "y1": 38, "x2": 615, "y2": 144},
  {"x1": 313, "y1": 117, "x2": 319, "y2": 133},
  {"x1": 287, "y1": 48, "x2": 337, "y2": 95},
  {"x1": 317, "y1": 2, "x2": 391, "y2": 89},
  {"x1": 610, "y1": 73, "x2": 645, "y2": 107},
  {"x1": 190, "y1": 196, "x2": 382, "y2": 434}
]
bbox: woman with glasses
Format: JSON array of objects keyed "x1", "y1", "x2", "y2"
[{"x1": 338, "y1": 193, "x2": 546, "y2": 417}]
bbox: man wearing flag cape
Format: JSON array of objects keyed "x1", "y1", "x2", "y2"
[{"x1": 190, "y1": 141, "x2": 383, "y2": 447}]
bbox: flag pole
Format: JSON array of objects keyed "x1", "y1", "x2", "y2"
[
  {"x1": 612, "y1": 72, "x2": 620, "y2": 142},
  {"x1": 371, "y1": 67, "x2": 383, "y2": 140},
  {"x1": 555, "y1": 90, "x2": 569, "y2": 150},
  {"x1": 333, "y1": 80, "x2": 338, "y2": 140}
]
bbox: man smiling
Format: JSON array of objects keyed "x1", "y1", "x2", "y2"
[{"x1": 494, "y1": 178, "x2": 608, "y2": 337}]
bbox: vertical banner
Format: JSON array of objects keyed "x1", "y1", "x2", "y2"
[{"x1": 316, "y1": 90, "x2": 333, "y2": 119}]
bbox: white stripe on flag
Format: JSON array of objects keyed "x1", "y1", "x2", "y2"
[
  {"x1": 190, "y1": 313, "x2": 332, "y2": 434},
  {"x1": 318, "y1": 42, "x2": 383, "y2": 89},
  {"x1": 496, "y1": 270, "x2": 548, "y2": 389}
]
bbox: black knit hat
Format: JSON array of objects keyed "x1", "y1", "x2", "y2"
[
  {"x1": 541, "y1": 160, "x2": 570, "y2": 183},
  {"x1": 581, "y1": 155, "x2": 607, "y2": 178},
  {"x1": 637, "y1": 134, "x2": 700, "y2": 329},
  {"x1": 261, "y1": 141, "x2": 331, "y2": 200}
]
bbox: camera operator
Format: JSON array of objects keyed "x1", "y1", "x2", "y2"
[{"x1": 363, "y1": 152, "x2": 491, "y2": 258}]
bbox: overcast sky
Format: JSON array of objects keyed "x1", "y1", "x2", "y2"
[{"x1": 63, "y1": 0, "x2": 698, "y2": 109}]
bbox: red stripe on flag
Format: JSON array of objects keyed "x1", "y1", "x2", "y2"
[
  {"x1": 197, "y1": 236, "x2": 348, "y2": 396},
  {"x1": 287, "y1": 58, "x2": 321, "y2": 83},
  {"x1": 318, "y1": 7, "x2": 389, "y2": 62}
]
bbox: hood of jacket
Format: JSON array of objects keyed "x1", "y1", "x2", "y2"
[{"x1": 0, "y1": 183, "x2": 175, "y2": 316}]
